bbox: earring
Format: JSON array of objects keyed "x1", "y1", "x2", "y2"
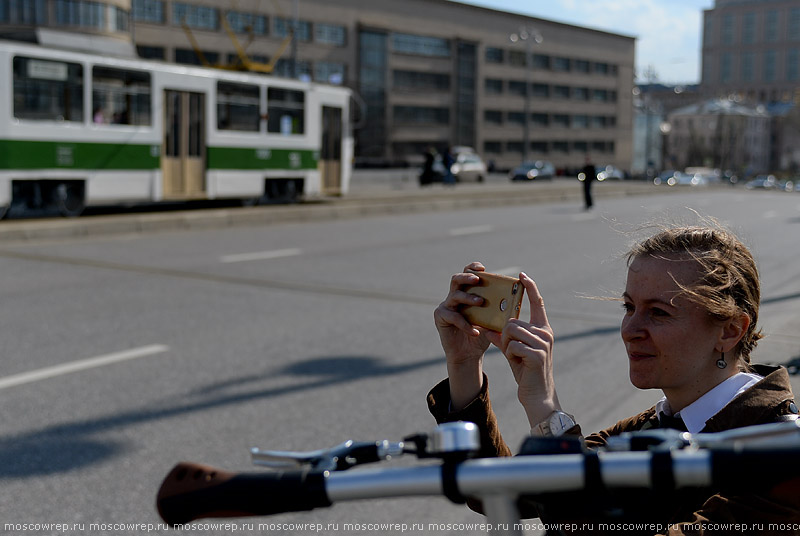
[{"x1": 716, "y1": 351, "x2": 727, "y2": 369}]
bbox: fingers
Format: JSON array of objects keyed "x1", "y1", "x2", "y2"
[
  {"x1": 501, "y1": 319, "x2": 554, "y2": 356},
  {"x1": 520, "y1": 272, "x2": 549, "y2": 328}
]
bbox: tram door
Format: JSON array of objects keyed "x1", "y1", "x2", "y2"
[
  {"x1": 163, "y1": 90, "x2": 206, "y2": 198},
  {"x1": 320, "y1": 106, "x2": 343, "y2": 195}
]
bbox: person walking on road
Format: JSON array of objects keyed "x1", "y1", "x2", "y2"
[{"x1": 581, "y1": 155, "x2": 596, "y2": 210}]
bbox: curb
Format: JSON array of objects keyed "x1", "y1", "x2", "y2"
[{"x1": 0, "y1": 180, "x2": 673, "y2": 242}]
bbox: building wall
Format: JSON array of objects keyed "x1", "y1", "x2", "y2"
[
  {"x1": 1, "y1": 0, "x2": 635, "y2": 172},
  {"x1": 702, "y1": 0, "x2": 800, "y2": 104}
]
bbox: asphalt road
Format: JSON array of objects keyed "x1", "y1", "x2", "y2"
[{"x1": 1, "y1": 186, "x2": 799, "y2": 536}]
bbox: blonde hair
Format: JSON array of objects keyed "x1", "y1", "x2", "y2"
[{"x1": 627, "y1": 225, "x2": 763, "y2": 365}]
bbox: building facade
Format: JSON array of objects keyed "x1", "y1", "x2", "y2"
[
  {"x1": 0, "y1": 0, "x2": 635, "y2": 171},
  {"x1": 702, "y1": 0, "x2": 800, "y2": 104}
]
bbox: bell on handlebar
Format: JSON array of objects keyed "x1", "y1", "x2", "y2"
[{"x1": 427, "y1": 422, "x2": 481, "y2": 459}]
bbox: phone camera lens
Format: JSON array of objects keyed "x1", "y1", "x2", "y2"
[{"x1": 499, "y1": 299, "x2": 508, "y2": 312}]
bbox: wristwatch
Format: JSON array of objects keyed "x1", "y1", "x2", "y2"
[{"x1": 531, "y1": 410, "x2": 577, "y2": 437}]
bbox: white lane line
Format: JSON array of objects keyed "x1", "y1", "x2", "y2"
[
  {"x1": 0, "y1": 344, "x2": 169, "y2": 391},
  {"x1": 449, "y1": 225, "x2": 494, "y2": 236},
  {"x1": 220, "y1": 248, "x2": 302, "y2": 263}
]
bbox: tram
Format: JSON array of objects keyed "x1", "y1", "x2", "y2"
[{"x1": 0, "y1": 40, "x2": 353, "y2": 218}]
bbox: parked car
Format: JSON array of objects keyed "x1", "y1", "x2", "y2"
[
  {"x1": 596, "y1": 165, "x2": 625, "y2": 181},
  {"x1": 451, "y1": 151, "x2": 487, "y2": 182},
  {"x1": 745, "y1": 175, "x2": 778, "y2": 190},
  {"x1": 510, "y1": 160, "x2": 555, "y2": 181}
]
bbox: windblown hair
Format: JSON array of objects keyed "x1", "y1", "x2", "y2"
[{"x1": 626, "y1": 224, "x2": 763, "y2": 365}]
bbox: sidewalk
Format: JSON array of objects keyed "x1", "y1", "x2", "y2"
[{"x1": 0, "y1": 178, "x2": 664, "y2": 243}]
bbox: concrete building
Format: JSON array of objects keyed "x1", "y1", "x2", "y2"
[
  {"x1": 666, "y1": 99, "x2": 770, "y2": 174},
  {"x1": 0, "y1": 0, "x2": 635, "y2": 172},
  {"x1": 702, "y1": 0, "x2": 800, "y2": 104}
]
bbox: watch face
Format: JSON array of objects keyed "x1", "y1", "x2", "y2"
[{"x1": 550, "y1": 412, "x2": 575, "y2": 434}]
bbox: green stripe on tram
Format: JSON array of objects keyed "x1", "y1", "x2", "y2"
[
  {"x1": 206, "y1": 147, "x2": 318, "y2": 170},
  {"x1": 0, "y1": 140, "x2": 318, "y2": 171},
  {"x1": 0, "y1": 140, "x2": 160, "y2": 170}
]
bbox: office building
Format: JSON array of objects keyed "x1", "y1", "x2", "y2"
[{"x1": 1, "y1": 0, "x2": 635, "y2": 171}]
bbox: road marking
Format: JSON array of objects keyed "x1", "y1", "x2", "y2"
[
  {"x1": 0, "y1": 344, "x2": 169, "y2": 391},
  {"x1": 449, "y1": 225, "x2": 494, "y2": 236},
  {"x1": 221, "y1": 248, "x2": 302, "y2": 263}
]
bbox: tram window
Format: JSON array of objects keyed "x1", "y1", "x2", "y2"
[
  {"x1": 92, "y1": 66, "x2": 152, "y2": 126},
  {"x1": 267, "y1": 88, "x2": 304, "y2": 135},
  {"x1": 217, "y1": 82, "x2": 259, "y2": 132},
  {"x1": 13, "y1": 56, "x2": 83, "y2": 121}
]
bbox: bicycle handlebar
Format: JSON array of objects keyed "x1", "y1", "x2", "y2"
[
  {"x1": 156, "y1": 421, "x2": 800, "y2": 527},
  {"x1": 156, "y1": 462, "x2": 331, "y2": 526}
]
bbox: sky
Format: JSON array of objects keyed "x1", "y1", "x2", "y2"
[{"x1": 453, "y1": 0, "x2": 715, "y2": 85}]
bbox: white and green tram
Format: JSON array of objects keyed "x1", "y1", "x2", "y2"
[{"x1": 0, "y1": 40, "x2": 352, "y2": 217}]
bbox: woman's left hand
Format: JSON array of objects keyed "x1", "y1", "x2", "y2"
[{"x1": 485, "y1": 272, "x2": 563, "y2": 428}]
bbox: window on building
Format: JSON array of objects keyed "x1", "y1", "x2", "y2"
[
  {"x1": 13, "y1": 56, "x2": 83, "y2": 121},
  {"x1": 55, "y1": 0, "x2": 105, "y2": 29},
  {"x1": 393, "y1": 105, "x2": 449, "y2": 124},
  {"x1": 573, "y1": 87, "x2": 589, "y2": 100},
  {"x1": 484, "y1": 110, "x2": 502, "y2": 124},
  {"x1": 92, "y1": 66, "x2": 151, "y2": 125},
  {"x1": 531, "y1": 141, "x2": 548, "y2": 153},
  {"x1": 110, "y1": 5, "x2": 129, "y2": 31},
  {"x1": 592, "y1": 116, "x2": 607, "y2": 128},
  {"x1": 553, "y1": 114, "x2": 570, "y2": 128},
  {"x1": 552, "y1": 141, "x2": 569, "y2": 152},
  {"x1": 483, "y1": 141, "x2": 502, "y2": 154},
  {"x1": 532, "y1": 54, "x2": 550, "y2": 69},
  {"x1": 573, "y1": 141, "x2": 588, "y2": 153},
  {"x1": 594, "y1": 62, "x2": 609, "y2": 75},
  {"x1": 274, "y1": 17, "x2": 310, "y2": 41},
  {"x1": 391, "y1": 33, "x2": 450, "y2": 57},
  {"x1": 133, "y1": 0, "x2": 163, "y2": 23},
  {"x1": 532, "y1": 83, "x2": 549, "y2": 98},
  {"x1": 572, "y1": 115, "x2": 588, "y2": 128},
  {"x1": 485, "y1": 78, "x2": 503, "y2": 94},
  {"x1": 506, "y1": 141, "x2": 523, "y2": 153},
  {"x1": 508, "y1": 50, "x2": 527, "y2": 66},
  {"x1": 553, "y1": 85, "x2": 570, "y2": 99},
  {"x1": 175, "y1": 48, "x2": 218, "y2": 65},
  {"x1": 741, "y1": 52, "x2": 754, "y2": 81},
  {"x1": 137, "y1": 45, "x2": 165, "y2": 60},
  {"x1": 763, "y1": 50, "x2": 776, "y2": 82},
  {"x1": 315, "y1": 62, "x2": 345, "y2": 84},
  {"x1": 531, "y1": 113, "x2": 548, "y2": 126},
  {"x1": 764, "y1": 11, "x2": 778, "y2": 42},
  {"x1": 592, "y1": 88, "x2": 608, "y2": 102},
  {"x1": 507, "y1": 111, "x2": 524, "y2": 124},
  {"x1": 722, "y1": 13, "x2": 735, "y2": 45},
  {"x1": 553, "y1": 57, "x2": 571, "y2": 72},
  {"x1": 274, "y1": 58, "x2": 311, "y2": 79},
  {"x1": 268, "y1": 87, "x2": 304, "y2": 134},
  {"x1": 217, "y1": 81, "x2": 259, "y2": 132},
  {"x1": 485, "y1": 47, "x2": 503, "y2": 63},
  {"x1": 788, "y1": 49, "x2": 800, "y2": 81},
  {"x1": 226, "y1": 11, "x2": 267, "y2": 34},
  {"x1": 173, "y1": 2, "x2": 218, "y2": 30},
  {"x1": 315, "y1": 23, "x2": 346, "y2": 46},
  {"x1": 393, "y1": 70, "x2": 450, "y2": 91},
  {"x1": 790, "y1": 9, "x2": 800, "y2": 41},
  {"x1": 573, "y1": 59, "x2": 590, "y2": 73},
  {"x1": 742, "y1": 12, "x2": 756, "y2": 44},
  {"x1": 2, "y1": 0, "x2": 48, "y2": 24},
  {"x1": 508, "y1": 80, "x2": 527, "y2": 96}
]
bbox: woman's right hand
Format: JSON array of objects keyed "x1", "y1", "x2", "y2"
[{"x1": 434, "y1": 262, "x2": 493, "y2": 410}]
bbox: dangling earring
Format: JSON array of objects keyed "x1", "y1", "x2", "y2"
[{"x1": 716, "y1": 351, "x2": 727, "y2": 369}]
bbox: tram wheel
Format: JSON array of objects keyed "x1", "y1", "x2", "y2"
[{"x1": 53, "y1": 182, "x2": 86, "y2": 218}]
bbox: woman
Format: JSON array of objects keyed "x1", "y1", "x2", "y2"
[{"x1": 428, "y1": 225, "x2": 800, "y2": 533}]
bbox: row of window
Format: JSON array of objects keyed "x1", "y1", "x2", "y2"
[
  {"x1": 483, "y1": 140, "x2": 616, "y2": 154},
  {"x1": 484, "y1": 111, "x2": 617, "y2": 129},
  {"x1": 0, "y1": 0, "x2": 129, "y2": 31},
  {"x1": 485, "y1": 78, "x2": 618, "y2": 102},
  {"x1": 708, "y1": 7, "x2": 800, "y2": 46},
  {"x1": 132, "y1": 0, "x2": 347, "y2": 46},
  {"x1": 11, "y1": 55, "x2": 307, "y2": 135},
  {"x1": 711, "y1": 48, "x2": 800, "y2": 83},
  {"x1": 136, "y1": 46, "x2": 346, "y2": 84},
  {"x1": 485, "y1": 47, "x2": 618, "y2": 76}
]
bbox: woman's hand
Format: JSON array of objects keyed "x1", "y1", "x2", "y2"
[
  {"x1": 490, "y1": 272, "x2": 563, "y2": 428},
  {"x1": 434, "y1": 262, "x2": 493, "y2": 410}
]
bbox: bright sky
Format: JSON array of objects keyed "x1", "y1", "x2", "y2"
[{"x1": 452, "y1": 0, "x2": 715, "y2": 85}]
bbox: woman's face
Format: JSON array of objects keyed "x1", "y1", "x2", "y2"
[{"x1": 621, "y1": 255, "x2": 728, "y2": 410}]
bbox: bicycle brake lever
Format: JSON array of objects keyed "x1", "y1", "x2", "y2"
[{"x1": 251, "y1": 440, "x2": 405, "y2": 472}]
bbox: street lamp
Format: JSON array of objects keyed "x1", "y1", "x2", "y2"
[{"x1": 510, "y1": 27, "x2": 543, "y2": 163}]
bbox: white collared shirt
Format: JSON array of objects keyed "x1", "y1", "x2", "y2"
[{"x1": 655, "y1": 372, "x2": 763, "y2": 434}]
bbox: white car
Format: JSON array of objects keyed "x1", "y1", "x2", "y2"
[{"x1": 450, "y1": 152, "x2": 487, "y2": 182}]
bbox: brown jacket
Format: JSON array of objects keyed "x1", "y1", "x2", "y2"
[{"x1": 427, "y1": 364, "x2": 800, "y2": 535}]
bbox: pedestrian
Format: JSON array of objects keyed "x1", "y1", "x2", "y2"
[
  {"x1": 442, "y1": 147, "x2": 456, "y2": 186},
  {"x1": 428, "y1": 222, "x2": 800, "y2": 532},
  {"x1": 581, "y1": 155, "x2": 596, "y2": 210},
  {"x1": 419, "y1": 146, "x2": 437, "y2": 186}
]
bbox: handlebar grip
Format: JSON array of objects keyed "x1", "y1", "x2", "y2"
[{"x1": 156, "y1": 462, "x2": 331, "y2": 526}]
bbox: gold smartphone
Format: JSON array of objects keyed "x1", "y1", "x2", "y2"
[{"x1": 460, "y1": 271, "x2": 525, "y2": 332}]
